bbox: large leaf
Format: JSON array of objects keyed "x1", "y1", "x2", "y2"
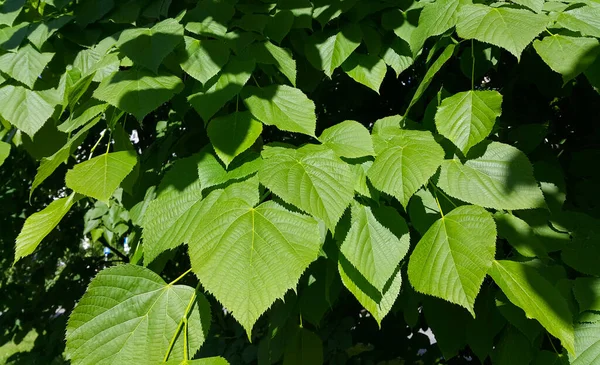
[
  {"x1": 65, "y1": 151, "x2": 137, "y2": 202},
  {"x1": 533, "y1": 35, "x2": 600, "y2": 83},
  {"x1": 93, "y1": 68, "x2": 183, "y2": 120},
  {"x1": 367, "y1": 129, "x2": 444, "y2": 207},
  {"x1": 438, "y1": 142, "x2": 545, "y2": 210},
  {"x1": 305, "y1": 24, "x2": 362, "y2": 78},
  {"x1": 188, "y1": 200, "x2": 322, "y2": 337},
  {"x1": 318, "y1": 120, "x2": 374, "y2": 158},
  {"x1": 456, "y1": 5, "x2": 548, "y2": 60},
  {"x1": 340, "y1": 201, "x2": 410, "y2": 292},
  {"x1": 556, "y1": 6, "x2": 600, "y2": 38},
  {"x1": 0, "y1": 44, "x2": 54, "y2": 88},
  {"x1": 243, "y1": 84, "x2": 316, "y2": 137},
  {"x1": 489, "y1": 260, "x2": 575, "y2": 354},
  {"x1": 180, "y1": 36, "x2": 230, "y2": 85},
  {"x1": 408, "y1": 205, "x2": 496, "y2": 315},
  {"x1": 14, "y1": 193, "x2": 79, "y2": 263},
  {"x1": 571, "y1": 313, "x2": 600, "y2": 365},
  {"x1": 116, "y1": 18, "x2": 184, "y2": 72},
  {"x1": 410, "y1": 0, "x2": 466, "y2": 54},
  {"x1": 207, "y1": 112, "x2": 263, "y2": 167},
  {"x1": 259, "y1": 144, "x2": 354, "y2": 230},
  {"x1": 434, "y1": 90, "x2": 503, "y2": 154},
  {"x1": 66, "y1": 265, "x2": 210, "y2": 365},
  {"x1": 188, "y1": 56, "x2": 255, "y2": 122},
  {"x1": 0, "y1": 85, "x2": 55, "y2": 137}
]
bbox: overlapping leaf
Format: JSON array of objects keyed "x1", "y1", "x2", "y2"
[
  {"x1": 207, "y1": 112, "x2": 263, "y2": 167},
  {"x1": 305, "y1": 24, "x2": 362, "y2": 78},
  {"x1": 533, "y1": 35, "x2": 600, "y2": 83},
  {"x1": 0, "y1": 85, "x2": 55, "y2": 137},
  {"x1": 318, "y1": 120, "x2": 374, "y2": 158}
]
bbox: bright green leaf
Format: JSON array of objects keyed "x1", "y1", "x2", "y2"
[
  {"x1": 438, "y1": 142, "x2": 546, "y2": 210},
  {"x1": 188, "y1": 200, "x2": 322, "y2": 337},
  {"x1": 435, "y1": 90, "x2": 503, "y2": 154},
  {"x1": 0, "y1": 22, "x2": 29, "y2": 50},
  {"x1": 319, "y1": 120, "x2": 374, "y2": 158},
  {"x1": 0, "y1": 44, "x2": 54, "y2": 88},
  {"x1": 511, "y1": 0, "x2": 543, "y2": 12},
  {"x1": 305, "y1": 24, "x2": 362, "y2": 78},
  {"x1": 556, "y1": 6, "x2": 600, "y2": 38},
  {"x1": 367, "y1": 129, "x2": 444, "y2": 207},
  {"x1": 0, "y1": 0, "x2": 25, "y2": 26},
  {"x1": 259, "y1": 144, "x2": 354, "y2": 231},
  {"x1": 381, "y1": 37, "x2": 413, "y2": 78},
  {"x1": 340, "y1": 201, "x2": 410, "y2": 292},
  {"x1": 489, "y1": 260, "x2": 575, "y2": 354},
  {"x1": 533, "y1": 35, "x2": 600, "y2": 84},
  {"x1": 66, "y1": 264, "x2": 210, "y2": 365},
  {"x1": 196, "y1": 148, "x2": 262, "y2": 191},
  {"x1": 93, "y1": 68, "x2": 183, "y2": 120},
  {"x1": 410, "y1": 0, "x2": 466, "y2": 54},
  {"x1": 180, "y1": 36, "x2": 230, "y2": 85},
  {"x1": 14, "y1": 193, "x2": 79, "y2": 263},
  {"x1": 243, "y1": 84, "x2": 316, "y2": 136},
  {"x1": 0, "y1": 85, "x2": 55, "y2": 137},
  {"x1": 208, "y1": 112, "x2": 263, "y2": 167},
  {"x1": 27, "y1": 15, "x2": 73, "y2": 50},
  {"x1": 65, "y1": 151, "x2": 137, "y2": 202},
  {"x1": 571, "y1": 313, "x2": 600, "y2": 365},
  {"x1": 408, "y1": 205, "x2": 496, "y2": 315},
  {"x1": 456, "y1": 5, "x2": 548, "y2": 60},
  {"x1": 342, "y1": 53, "x2": 387, "y2": 93},
  {"x1": 0, "y1": 140, "x2": 9, "y2": 166}
]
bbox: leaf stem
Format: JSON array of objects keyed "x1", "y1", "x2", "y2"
[
  {"x1": 163, "y1": 282, "x2": 199, "y2": 362},
  {"x1": 88, "y1": 129, "x2": 107, "y2": 160},
  {"x1": 429, "y1": 182, "x2": 445, "y2": 217},
  {"x1": 168, "y1": 268, "x2": 193, "y2": 286}
]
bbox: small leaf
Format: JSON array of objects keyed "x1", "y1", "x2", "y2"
[
  {"x1": 283, "y1": 328, "x2": 323, "y2": 365},
  {"x1": 0, "y1": 44, "x2": 54, "y2": 88},
  {"x1": 456, "y1": 5, "x2": 548, "y2": 60},
  {"x1": 93, "y1": 68, "x2": 183, "y2": 120},
  {"x1": 410, "y1": 0, "x2": 466, "y2": 54},
  {"x1": 0, "y1": 0, "x2": 25, "y2": 26},
  {"x1": 14, "y1": 193, "x2": 79, "y2": 263},
  {"x1": 0, "y1": 22, "x2": 29, "y2": 51},
  {"x1": 556, "y1": 6, "x2": 600, "y2": 38},
  {"x1": 27, "y1": 15, "x2": 73, "y2": 50},
  {"x1": 367, "y1": 129, "x2": 444, "y2": 207},
  {"x1": 0, "y1": 140, "x2": 9, "y2": 166},
  {"x1": 435, "y1": 90, "x2": 503, "y2": 154},
  {"x1": 533, "y1": 35, "x2": 600, "y2": 84},
  {"x1": 180, "y1": 36, "x2": 230, "y2": 85},
  {"x1": 208, "y1": 111, "x2": 263, "y2": 167},
  {"x1": 319, "y1": 120, "x2": 374, "y2": 158},
  {"x1": 243, "y1": 84, "x2": 316, "y2": 136},
  {"x1": 66, "y1": 264, "x2": 210, "y2": 365},
  {"x1": 340, "y1": 201, "x2": 410, "y2": 292},
  {"x1": 489, "y1": 260, "x2": 575, "y2": 354},
  {"x1": 65, "y1": 151, "x2": 137, "y2": 202},
  {"x1": 196, "y1": 148, "x2": 262, "y2": 192},
  {"x1": 188, "y1": 200, "x2": 322, "y2": 337},
  {"x1": 438, "y1": 142, "x2": 546, "y2": 210},
  {"x1": 248, "y1": 41, "x2": 296, "y2": 86},
  {"x1": 305, "y1": 24, "x2": 362, "y2": 78},
  {"x1": 0, "y1": 85, "x2": 55, "y2": 137},
  {"x1": 259, "y1": 144, "x2": 354, "y2": 231},
  {"x1": 342, "y1": 53, "x2": 387, "y2": 93},
  {"x1": 188, "y1": 56, "x2": 255, "y2": 122},
  {"x1": 381, "y1": 37, "x2": 413, "y2": 78},
  {"x1": 116, "y1": 18, "x2": 184, "y2": 72},
  {"x1": 408, "y1": 205, "x2": 496, "y2": 315}
]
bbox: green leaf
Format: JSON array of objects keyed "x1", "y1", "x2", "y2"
[
  {"x1": 438, "y1": 142, "x2": 546, "y2": 210},
  {"x1": 511, "y1": 0, "x2": 543, "y2": 12},
  {"x1": 259, "y1": 144, "x2": 354, "y2": 231},
  {"x1": 533, "y1": 35, "x2": 600, "y2": 84},
  {"x1": 0, "y1": 22, "x2": 29, "y2": 51},
  {"x1": 184, "y1": 0, "x2": 234, "y2": 37},
  {"x1": 196, "y1": 149, "x2": 262, "y2": 192},
  {"x1": 165, "y1": 357, "x2": 230, "y2": 365},
  {"x1": 571, "y1": 313, "x2": 600, "y2": 365},
  {"x1": 75, "y1": 0, "x2": 114, "y2": 27},
  {"x1": 338, "y1": 254, "x2": 403, "y2": 325},
  {"x1": 367, "y1": 129, "x2": 444, "y2": 207},
  {"x1": 0, "y1": 44, "x2": 54, "y2": 88},
  {"x1": 65, "y1": 151, "x2": 137, "y2": 202},
  {"x1": 491, "y1": 326, "x2": 535, "y2": 365},
  {"x1": 318, "y1": 120, "x2": 374, "y2": 158},
  {"x1": 435, "y1": 90, "x2": 503, "y2": 154},
  {"x1": 283, "y1": 328, "x2": 323, "y2": 365},
  {"x1": 408, "y1": 205, "x2": 496, "y2": 315},
  {"x1": 93, "y1": 68, "x2": 183, "y2": 120},
  {"x1": 180, "y1": 36, "x2": 230, "y2": 85},
  {"x1": 58, "y1": 100, "x2": 108, "y2": 133},
  {"x1": 188, "y1": 56, "x2": 255, "y2": 122},
  {"x1": 561, "y1": 213, "x2": 600, "y2": 276},
  {"x1": 0, "y1": 85, "x2": 55, "y2": 137},
  {"x1": 14, "y1": 193, "x2": 79, "y2": 263},
  {"x1": 381, "y1": 37, "x2": 413, "y2": 78},
  {"x1": 0, "y1": 0, "x2": 25, "y2": 26},
  {"x1": 456, "y1": 5, "x2": 548, "y2": 60},
  {"x1": 264, "y1": 10, "x2": 294, "y2": 43},
  {"x1": 27, "y1": 15, "x2": 73, "y2": 50},
  {"x1": 556, "y1": 6, "x2": 600, "y2": 38},
  {"x1": 494, "y1": 212, "x2": 548, "y2": 258},
  {"x1": 188, "y1": 200, "x2": 322, "y2": 337},
  {"x1": 340, "y1": 201, "x2": 410, "y2": 292},
  {"x1": 66, "y1": 264, "x2": 210, "y2": 365},
  {"x1": 207, "y1": 112, "x2": 263, "y2": 167},
  {"x1": 342, "y1": 53, "x2": 387, "y2": 93},
  {"x1": 573, "y1": 277, "x2": 600, "y2": 313},
  {"x1": 0, "y1": 140, "x2": 9, "y2": 166},
  {"x1": 422, "y1": 297, "x2": 470, "y2": 358},
  {"x1": 243, "y1": 84, "x2": 316, "y2": 137},
  {"x1": 489, "y1": 260, "x2": 575, "y2": 354},
  {"x1": 248, "y1": 41, "x2": 296, "y2": 86},
  {"x1": 305, "y1": 24, "x2": 362, "y2": 78},
  {"x1": 410, "y1": 0, "x2": 466, "y2": 54}
]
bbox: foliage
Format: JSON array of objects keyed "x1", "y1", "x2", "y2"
[{"x1": 1, "y1": 0, "x2": 600, "y2": 364}]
